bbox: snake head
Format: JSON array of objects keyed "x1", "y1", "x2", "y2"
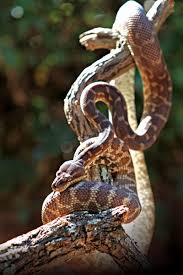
[{"x1": 51, "y1": 159, "x2": 85, "y2": 192}]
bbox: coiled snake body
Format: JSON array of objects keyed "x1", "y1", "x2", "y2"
[
  {"x1": 112, "y1": 1, "x2": 172, "y2": 150},
  {"x1": 42, "y1": 83, "x2": 141, "y2": 224},
  {"x1": 42, "y1": 1, "x2": 172, "y2": 224}
]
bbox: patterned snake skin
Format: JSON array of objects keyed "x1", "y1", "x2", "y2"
[
  {"x1": 42, "y1": 83, "x2": 141, "y2": 224},
  {"x1": 111, "y1": 1, "x2": 172, "y2": 150},
  {"x1": 41, "y1": 1, "x2": 172, "y2": 224}
]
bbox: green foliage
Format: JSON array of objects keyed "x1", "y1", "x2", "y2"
[
  {"x1": 0, "y1": 157, "x2": 36, "y2": 192},
  {"x1": 0, "y1": 0, "x2": 120, "y2": 194}
]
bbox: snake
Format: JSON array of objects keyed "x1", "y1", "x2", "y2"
[
  {"x1": 111, "y1": 1, "x2": 172, "y2": 150},
  {"x1": 42, "y1": 82, "x2": 141, "y2": 224},
  {"x1": 41, "y1": 1, "x2": 172, "y2": 224}
]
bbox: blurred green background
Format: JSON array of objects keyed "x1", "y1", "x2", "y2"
[{"x1": 0, "y1": 0, "x2": 182, "y2": 270}]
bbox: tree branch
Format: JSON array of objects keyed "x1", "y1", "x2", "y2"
[
  {"x1": 65, "y1": 0, "x2": 174, "y2": 140},
  {"x1": 0, "y1": 1, "x2": 174, "y2": 274},
  {"x1": 79, "y1": 0, "x2": 174, "y2": 51},
  {"x1": 0, "y1": 207, "x2": 150, "y2": 274}
]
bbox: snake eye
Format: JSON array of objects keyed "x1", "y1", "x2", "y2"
[
  {"x1": 56, "y1": 160, "x2": 73, "y2": 174},
  {"x1": 52, "y1": 172, "x2": 72, "y2": 191},
  {"x1": 56, "y1": 171, "x2": 61, "y2": 177}
]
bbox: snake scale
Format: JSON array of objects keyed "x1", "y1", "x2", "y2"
[
  {"x1": 42, "y1": 82, "x2": 141, "y2": 224},
  {"x1": 42, "y1": 1, "x2": 172, "y2": 224}
]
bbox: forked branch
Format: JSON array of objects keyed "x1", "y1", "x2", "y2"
[{"x1": 0, "y1": 1, "x2": 174, "y2": 274}]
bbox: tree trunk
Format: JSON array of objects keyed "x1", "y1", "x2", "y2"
[{"x1": 0, "y1": 1, "x2": 174, "y2": 274}]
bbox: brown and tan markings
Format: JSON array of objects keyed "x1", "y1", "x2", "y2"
[
  {"x1": 42, "y1": 82, "x2": 141, "y2": 224},
  {"x1": 111, "y1": 1, "x2": 172, "y2": 150},
  {"x1": 42, "y1": 1, "x2": 172, "y2": 225}
]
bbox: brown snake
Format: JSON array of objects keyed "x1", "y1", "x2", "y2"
[
  {"x1": 111, "y1": 1, "x2": 172, "y2": 150},
  {"x1": 42, "y1": 82, "x2": 141, "y2": 224},
  {"x1": 41, "y1": 1, "x2": 172, "y2": 224}
]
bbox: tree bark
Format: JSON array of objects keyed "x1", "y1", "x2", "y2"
[
  {"x1": 0, "y1": 207, "x2": 150, "y2": 275},
  {"x1": 0, "y1": 1, "x2": 174, "y2": 274},
  {"x1": 65, "y1": 0, "x2": 174, "y2": 140}
]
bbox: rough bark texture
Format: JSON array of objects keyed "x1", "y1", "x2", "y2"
[
  {"x1": 0, "y1": 207, "x2": 150, "y2": 275},
  {"x1": 0, "y1": 1, "x2": 174, "y2": 274},
  {"x1": 65, "y1": 0, "x2": 174, "y2": 141},
  {"x1": 74, "y1": 0, "x2": 173, "y2": 254}
]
